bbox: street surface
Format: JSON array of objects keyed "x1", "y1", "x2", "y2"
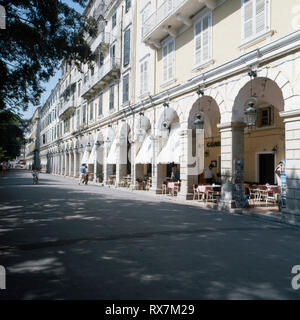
[{"x1": 0, "y1": 169, "x2": 300, "y2": 299}]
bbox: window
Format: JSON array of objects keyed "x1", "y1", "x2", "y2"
[
  {"x1": 110, "y1": 44, "x2": 116, "y2": 63},
  {"x1": 91, "y1": 66, "x2": 94, "y2": 77},
  {"x1": 89, "y1": 102, "x2": 94, "y2": 121},
  {"x1": 84, "y1": 73, "x2": 88, "y2": 84},
  {"x1": 112, "y1": 12, "x2": 116, "y2": 29},
  {"x1": 140, "y1": 59, "x2": 148, "y2": 95},
  {"x1": 258, "y1": 106, "x2": 273, "y2": 127},
  {"x1": 64, "y1": 118, "x2": 69, "y2": 133},
  {"x1": 98, "y1": 93, "x2": 103, "y2": 116},
  {"x1": 76, "y1": 109, "x2": 80, "y2": 128},
  {"x1": 194, "y1": 12, "x2": 212, "y2": 67},
  {"x1": 125, "y1": 0, "x2": 131, "y2": 13},
  {"x1": 123, "y1": 73, "x2": 129, "y2": 104},
  {"x1": 82, "y1": 104, "x2": 86, "y2": 124},
  {"x1": 123, "y1": 28, "x2": 130, "y2": 67},
  {"x1": 141, "y1": 3, "x2": 150, "y2": 39},
  {"x1": 99, "y1": 53, "x2": 104, "y2": 67},
  {"x1": 78, "y1": 81, "x2": 81, "y2": 97},
  {"x1": 162, "y1": 39, "x2": 174, "y2": 83},
  {"x1": 109, "y1": 86, "x2": 114, "y2": 111},
  {"x1": 242, "y1": 0, "x2": 268, "y2": 42}
]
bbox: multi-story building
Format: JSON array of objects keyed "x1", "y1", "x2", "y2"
[
  {"x1": 25, "y1": 107, "x2": 41, "y2": 170},
  {"x1": 31, "y1": 0, "x2": 300, "y2": 224}
]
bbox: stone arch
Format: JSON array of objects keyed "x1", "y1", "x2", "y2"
[
  {"x1": 232, "y1": 76, "x2": 285, "y2": 122},
  {"x1": 188, "y1": 95, "x2": 221, "y2": 138}
]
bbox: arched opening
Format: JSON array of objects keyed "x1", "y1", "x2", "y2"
[{"x1": 232, "y1": 76, "x2": 285, "y2": 210}]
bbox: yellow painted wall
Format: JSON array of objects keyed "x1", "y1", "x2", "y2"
[{"x1": 156, "y1": 0, "x2": 297, "y2": 92}]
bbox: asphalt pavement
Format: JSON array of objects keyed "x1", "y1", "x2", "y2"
[{"x1": 0, "y1": 169, "x2": 300, "y2": 299}]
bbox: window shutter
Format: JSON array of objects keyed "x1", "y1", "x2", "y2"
[
  {"x1": 162, "y1": 46, "x2": 168, "y2": 82},
  {"x1": 124, "y1": 29, "x2": 130, "y2": 67},
  {"x1": 255, "y1": 0, "x2": 266, "y2": 34},
  {"x1": 140, "y1": 63, "x2": 144, "y2": 95},
  {"x1": 195, "y1": 21, "x2": 202, "y2": 66},
  {"x1": 202, "y1": 15, "x2": 210, "y2": 62},
  {"x1": 144, "y1": 61, "x2": 148, "y2": 93},
  {"x1": 168, "y1": 41, "x2": 174, "y2": 80},
  {"x1": 123, "y1": 74, "x2": 129, "y2": 103},
  {"x1": 98, "y1": 94, "x2": 103, "y2": 116},
  {"x1": 243, "y1": 0, "x2": 253, "y2": 40}
]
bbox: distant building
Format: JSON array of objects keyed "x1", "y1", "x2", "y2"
[{"x1": 25, "y1": 107, "x2": 41, "y2": 170}]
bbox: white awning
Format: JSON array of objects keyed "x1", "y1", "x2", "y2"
[
  {"x1": 88, "y1": 147, "x2": 96, "y2": 165},
  {"x1": 106, "y1": 138, "x2": 118, "y2": 164},
  {"x1": 81, "y1": 148, "x2": 90, "y2": 164},
  {"x1": 157, "y1": 122, "x2": 181, "y2": 164},
  {"x1": 41, "y1": 158, "x2": 48, "y2": 165},
  {"x1": 135, "y1": 133, "x2": 152, "y2": 164}
]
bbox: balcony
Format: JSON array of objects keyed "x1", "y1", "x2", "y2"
[
  {"x1": 59, "y1": 97, "x2": 76, "y2": 120},
  {"x1": 142, "y1": 0, "x2": 217, "y2": 47},
  {"x1": 91, "y1": 31, "x2": 111, "y2": 52},
  {"x1": 81, "y1": 58, "x2": 121, "y2": 99}
]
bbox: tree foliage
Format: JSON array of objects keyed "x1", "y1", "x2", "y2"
[
  {"x1": 0, "y1": 110, "x2": 27, "y2": 161},
  {"x1": 0, "y1": 0, "x2": 98, "y2": 113}
]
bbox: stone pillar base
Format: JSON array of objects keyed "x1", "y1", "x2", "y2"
[
  {"x1": 150, "y1": 187, "x2": 162, "y2": 194},
  {"x1": 177, "y1": 192, "x2": 194, "y2": 201},
  {"x1": 282, "y1": 209, "x2": 300, "y2": 226},
  {"x1": 218, "y1": 199, "x2": 237, "y2": 211}
]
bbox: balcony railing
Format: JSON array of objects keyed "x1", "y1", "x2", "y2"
[
  {"x1": 91, "y1": 31, "x2": 111, "y2": 52},
  {"x1": 143, "y1": 0, "x2": 188, "y2": 39},
  {"x1": 59, "y1": 96, "x2": 76, "y2": 119},
  {"x1": 82, "y1": 57, "x2": 121, "y2": 98},
  {"x1": 142, "y1": 0, "x2": 216, "y2": 43}
]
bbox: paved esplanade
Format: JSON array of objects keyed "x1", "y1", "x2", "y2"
[{"x1": 0, "y1": 170, "x2": 300, "y2": 299}]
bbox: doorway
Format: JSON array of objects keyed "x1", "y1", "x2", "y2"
[{"x1": 258, "y1": 153, "x2": 275, "y2": 185}]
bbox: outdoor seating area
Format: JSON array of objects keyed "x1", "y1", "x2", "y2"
[
  {"x1": 244, "y1": 184, "x2": 280, "y2": 206},
  {"x1": 136, "y1": 176, "x2": 152, "y2": 190},
  {"x1": 192, "y1": 184, "x2": 221, "y2": 202}
]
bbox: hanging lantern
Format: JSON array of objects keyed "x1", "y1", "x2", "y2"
[
  {"x1": 244, "y1": 66, "x2": 258, "y2": 127},
  {"x1": 244, "y1": 101, "x2": 257, "y2": 127},
  {"x1": 162, "y1": 101, "x2": 169, "y2": 130},
  {"x1": 194, "y1": 88, "x2": 204, "y2": 131},
  {"x1": 86, "y1": 142, "x2": 92, "y2": 151},
  {"x1": 194, "y1": 113, "x2": 204, "y2": 130}
]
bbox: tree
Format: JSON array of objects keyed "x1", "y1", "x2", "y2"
[
  {"x1": 0, "y1": 0, "x2": 98, "y2": 113},
  {"x1": 0, "y1": 110, "x2": 26, "y2": 161}
]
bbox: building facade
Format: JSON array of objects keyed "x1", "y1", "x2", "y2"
[
  {"x1": 33, "y1": 0, "x2": 300, "y2": 223},
  {"x1": 25, "y1": 107, "x2": 41, "y2": 170}
]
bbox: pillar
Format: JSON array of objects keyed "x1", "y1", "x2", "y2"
[
  {"x1": 178, "y1": 126, "x2": 204, "y2": 200},
  {"x1": 280, "y1": 110, "x2": 300, "y2": 224},
  {"x1": 217, "y1": 122, "x2": 245, "y2": 210},
  {"x1": 150, "y1": 136, "x2": 164, "y2": 193},
  {"x1": 73, "y1": 151, "x2": 79, "y2": 177}
]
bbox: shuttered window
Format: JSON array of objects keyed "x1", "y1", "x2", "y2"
[
  {"x1": 98, "y1": 93, "x2": 103, "y2": 116},
  {"x1": 124, "y1": 28, "x2": 130, "y2": 67},
  {"x1": 242, "y1": 0, "x2": 268, "y2": 41},
  {"x1": 194, "y1": 11, "x2": 212, "y2": 67},
  {"x1": 123, "y1": 73, "x2": 129, "y2": 103},
  {"x1": 162, "y1": 39, "x2": 174, "y2": 83},
  {"x1": 140, "y1": 59, "x2": 148, "y2": 95},
  {"x1": 89, "y1": 102, "x2": 93, "y2": 121},
  {"x1": 109, "y1": 86, "x2": 114, "y2": 111}
]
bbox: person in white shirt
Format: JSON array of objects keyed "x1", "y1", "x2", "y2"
[{"x1": 204, "y1": 165, "x2": 213, "y2": 184}]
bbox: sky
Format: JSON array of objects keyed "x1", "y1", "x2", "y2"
[{"x1": 21, "y1": 0, "x2": 85, "y2": 120}]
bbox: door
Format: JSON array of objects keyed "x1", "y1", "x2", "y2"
[{"x1": 259, "y1": 153, "x2": 274, "y2": 184}]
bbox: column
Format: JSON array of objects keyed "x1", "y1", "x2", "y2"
[
  {"x1": 69, "y1": 151, "x2": 73, "y2": 177},
  {"x1": 64, "y1": 152, "x2": 68, "y2": 176},
  {"x1": 116, "y1": 140, "x2": 127, "y2": 187},
  {"x1": 131, "y1": 140, "x2": 139, "y2": 189},
  {"x1": 73, "y1": 150, "x2": 79, "y2": 177},
  {"x1": 280, "y1": 110, "x2": 300, "y2": 224},
  {"x1": 217, "y1": 122, "x2": 245, "y2": 210},
  {"x1": 150, "y1": 136, "x2": 164, "y2": 193},
  {"x1": 178, "y1": 127, "x2": 204, "y2": 200}
]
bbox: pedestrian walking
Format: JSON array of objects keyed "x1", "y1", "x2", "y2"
[
  {"x1": 84, "y1": 166, "x2": 89, "y2": 185},
  {"x1": 79, "y1": 163, "x2": 86, "y2": 185},
  {"x1": 32, "y1": 166, "x2": 39, "y2": 184}
]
